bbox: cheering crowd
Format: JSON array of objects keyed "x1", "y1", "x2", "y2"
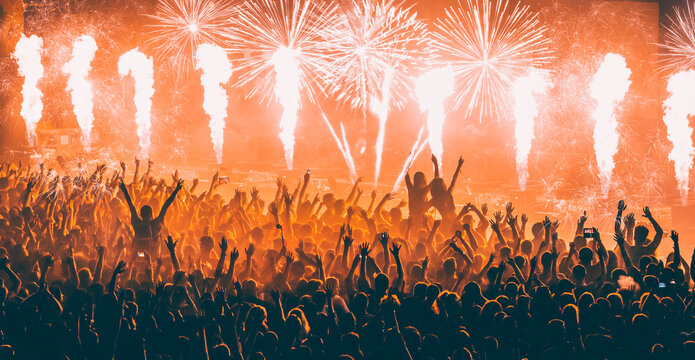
[{"x1": 0, "y1": 156, "x2": 694, "y2": 360}]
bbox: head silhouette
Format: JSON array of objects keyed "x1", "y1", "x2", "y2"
[{"x1": 140, "y1": 205, "x2": 153, "y2": 221}]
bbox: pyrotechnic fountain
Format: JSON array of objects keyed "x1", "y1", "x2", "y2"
[
  {"x1": 663, "y1": 70, "x2": 695, "y2": 205},
  {"x1": 118, "y1": 49, "x2": 155, "y2": 159},
  {"x1": 415, "y1": 67, "x2": 455, "y2": 164},
  {"x1": 195, "y1": 43, "x2": 232, "y2": 164},
  {"x1": 590, "y1": 53, "x2": 631, "y2": 197},
  {"x1": 63, "y1": 35, "x2": 98, "y2": 150},
  {"x1": 512, "y1": 68, "x2": 551, "y2": 191},
  {"x1": 12, "y1": 34, "x2": 44, "y2": 146}
]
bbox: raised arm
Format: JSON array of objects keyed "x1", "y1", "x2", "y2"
[
  {"x1": 431, "y1": 155, "x2": 440, "y2": 179},
  {"x1": 447, "y1": 156, "x2": 464, "y2": 194},
  {"x1": 157, "y1": 179, "x2": 184, "y2": 220},
  {"x1": 642, "y1": 207, "x2": 663, "y2": 253},
  {"x1": 118, "y1": 178, "x2": 139, "y2": 222}
]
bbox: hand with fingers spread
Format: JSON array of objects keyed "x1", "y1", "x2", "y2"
[
  {"x1": 359, "y1": 242, "x2": 371, "y2": 258},
  {"x1": 246, "y1": 243, "x2": 256, "y2": 258},
  {"x1": 493, "y1": 211, "x2": 503, "y2": 224},
  {"x1": 390, "y1": 243, "x2": 401, "y2": 257},
  {"x1": 671, "y1": 230, "x2": 679, "y2": 244},
  {"x1": 165, "y1": 236, "x2": 178, "y2": 252},
  {"x1": 219, "y1": 237, "x2": 228, "y2": 254}
]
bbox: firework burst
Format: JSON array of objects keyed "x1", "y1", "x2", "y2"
[
  {"x1": 145, "y1": 0, "x2": 237, "y2": 71},
  {"x1": 661, "y1": 2, "x2": 695, "y2": 74},
  {"x1": 431, "y1": 0, "x2": 552, "y2": 120},
  {"x1": 231, "y1": 0, "x2": 339, "y2": 103},
  {"x1": 327, "y1": 0, "x2": 427, "y2": 111}
]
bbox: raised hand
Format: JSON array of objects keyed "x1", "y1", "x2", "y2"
[
  {"x1": 165, "y1": 235, "x2": 178, "y2": 252},
  {"x1": 285, "y1": 252, "x2": 295, "y2": 265},
  {"x1": 493, "y1": 211, "x2": 503, "y2": 224},
  {"x1": 642, "y1": 206, "x2": 653, "y2": 220},
  {"x1": 507, "y1": 215, "x2": 518, "y2": 228},
  {"x1": 624, "y1": 213, "x2": 635, "y2": 229},
  {"x1": 542, "y1": 216, "x2": 552, "y2": 231},
  {"x1": 245, "y1": 243, "x2": 256, "y2": 258},
  {"x1": 219, "y1": 237, "x2": 228, "y2": 254},
  {"x1": 617, "y1": 200, "x2": 627, "y2": 212},
  {"x1": 489, "y1": 219, "x2": 500, "y2": 232},
  {"x1": 671, "y1": 230, "x2": 679, "y2": 243},
  {"x1": 521, "y1": 213, "x2": 528, "y2": 225},
  {"x1": 505, "y1": 202, "x2": 514, "y2": 216},
  {"x1": 578, "y1": 210, "x2": 587, "y2": 225},
  {"x1": 379, "y1": 232, "x2": 389, "y2": 248},
  {"x1": 613, "y1": 232, "x2": 625, "y2": 245},
  {"x1": 230, "y1": 248, "x2": 239, "y2": 262},
  {"x1": 359, "y1": 242, "x2": 371, "y2": 258},
  {"x1": 481, "y1": 203, "x2": 488, "y2": 216},
  {"x1": 175, "y1": 179, "x2": 184, "y2": 192},
  {"x1": 390, "y1": 243, "x2": 401, "y2": 257},
  {"x1": 343, "y1": 235, "x2": 354, "y2": 249},
  {"x1": 114, "y1": 260, "x2": 127, "y2": 275}
]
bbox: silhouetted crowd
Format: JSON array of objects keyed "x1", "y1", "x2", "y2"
[{"x1": 0, "y1": 156, "x2": 694, "y2": 360}]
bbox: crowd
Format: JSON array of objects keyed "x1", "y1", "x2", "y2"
[{"x1": 0, "y1": 156, "x2": 694, "y2": 360}]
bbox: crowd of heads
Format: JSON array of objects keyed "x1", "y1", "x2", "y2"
[{"x1": 0, "y1": 156, "x2": 694, "y2": 360}]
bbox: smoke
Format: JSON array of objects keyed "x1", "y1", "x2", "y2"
[
  {"x1": 371, "y1": 67, "x2": 394, "y2": 187},
  {"x1": 617, "y1": 275, "x2": 639, "y2": 292},
  {"x1": 195, "y1": 43, "x2": 232, "y2": 164},
  {"x1": 512, "y1": 68, "x2": 551, "y2": 191},
  {"x1": 590, "y1": 53, "x2": 631, "y2": 197},
  {"x1": 271, "y1": 46, "x2": 301, "y2": 170},
  {"x1": 13, "y1": 34, "x2": 44, "y2": 146},
  {"x1": 63, "y1": 35, "x2": 98, "y2": 150},
  {"x1": 663, "y1": 69, "x2": 695, "y2": 205},
  {"x1": 118, "y1": 48, "x2": 154, "y2": 159},
  {"x1": 415, "y1": 66, "x2": 455, "y2": 163}
]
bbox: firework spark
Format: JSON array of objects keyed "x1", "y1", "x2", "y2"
[
  {"x1": 63, "y1": 35, "x2": 98, "y2": 151},
  {"x1": 232, "y1": 0, "x2": 339, "y2": 102},
  {"x1": 195, "y1": 43, "x2": 232, "y2": 164},
  {"x1": 431, "y1": 0, "x2": 552, "y2": 120},
  {"x1": 661, "y1": 2, "x2": 695, "y2": 74},
  {"x1": 663, "y1": 69, "x2": 695, "y2": 204},
  {"x1": 512, "y1": 68, "x2": 551, "y2": 191},
  {"x1": 13, "y1": 34, "x2": 44, "y2": 146},
  {"x1": 232, "y1": 0, "x2": 339, "y2": 169},
  {"x1": 590, "y1": 53, "x2": 631, "y2": 197},
  {"x1": 328, "y1": 0, "x2": 427, "y2": 112},
  {"x1": 415, "y1": 66, "x2": 456, "y2": 163},
  {"x1": 146, "y1": 0, "x2": 237, "y2": 71},
  {"x1": 320, "y1": 112, "x2": 358, "y2": 179},
  {"x1": 271, "y1": 46, "x2": 302, "y2": 170},
  {"x1": 370, "y1": 66, "x2": 393, "y2": 187},
  {"x1": 118, "y1": 49, "x2": 155, "y2": 159},
  {"x1": 393, "y1": 126, "x2": 429, "y2": 193}
]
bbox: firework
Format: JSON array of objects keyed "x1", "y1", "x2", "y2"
[
  {"x1": 271, "y1": 46, "x2": 301, "y2": 170},
  {"x1": 370, "y1": 66, "x2": 393, "y2": 187},
  {"x1": 590, "y1": 53, "x2": 631, "y2": 197},
  {"x1": 663, "y1": 69, "x2": 695, "y2": 205},
  {"x1": 63, "y1": 35, "x2": 98, "y2": 151},
  {"x1": 232, "y1": 0, "x2": 339, "y2": 169},
  {"x1": 195, "y1": 43, "x2": 232, "y2": 164},
  {"x1": 431, "y1": 0, "x2": 552, "y2": 120},
  {"x1": 118, "y1": 49, "x2": 155, "y2": 159},
  {"x1": 146, "y1": 0, "x2": 237, "y2": 71},
  {"x1": 512, "y1": 68, "x2": 551, "y2": 191},
  {"x1": 320, "y1": 112, "x2": 358, "y2": 180},
  {"x1": 13, "y1": 34, "x2": 44, "y2": 146},
  {"x1": 328, "y1": 0, "x2": 427, "y2": 111},
  {"x1": 661, "y1": 2, "x2": 695, "y2": 74},
  {"x1": 415, "y1": 66, "x2": 455, "y2": 163}
]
